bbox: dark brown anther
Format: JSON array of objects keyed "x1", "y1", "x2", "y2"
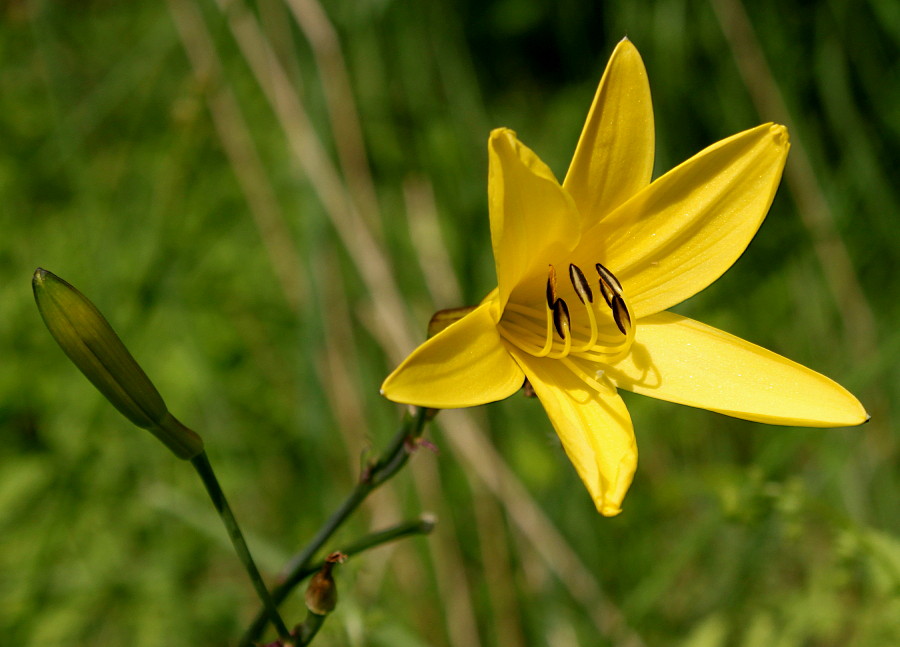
[
  {"x1": 552, "y1": 298, "x2": 570, "y2": 339},
  {"x1": 568, "y1": 264, "x2": 593, "y2": 304},
  {"x1": 595, "y1": 263, "x2": 623, "y2": 295},
  {"x1": 597, "y1": 279, "x2": 615, "y2": 307},
  {"x1": 611, "y1": 296, "x2": 631, "y2": 335},
  {"x1": 546, "y1": 265, "x2": 558, "y2": 309}
]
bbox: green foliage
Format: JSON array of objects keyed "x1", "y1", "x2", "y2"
[{"x1": 1, "y1": 0, "x2": 897, "y2": 645}]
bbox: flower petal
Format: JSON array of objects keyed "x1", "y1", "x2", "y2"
[
  {"x1": 590, "y1": 123, "x2": 789, "y2": 318},
  {"x1": 489, "y1": 128, "x2": 581, "y2": 310},
  {"x1": 509, "y1": 348, "x2": 637, "y2": 516},
  {"x1": 382, "y1": 301, "x2": 525, "y2": 408},
  {"x1": 564, "y1": 38, "x2": 654, "y2": 224},
  {"x1": 607, "y1": 311, "x2": 869, "y2": 427}
]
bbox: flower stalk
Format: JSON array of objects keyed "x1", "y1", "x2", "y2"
[
  {"x1": 191, "y1": 451, "x2": 292, "y2": 642},
  {"x1": 239, "y1": 406, "x2": 432, "y2": 646}
]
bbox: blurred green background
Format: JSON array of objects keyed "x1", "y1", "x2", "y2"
[{"x1": 2, "y1": 0, "x2": 898, "y2": 645}]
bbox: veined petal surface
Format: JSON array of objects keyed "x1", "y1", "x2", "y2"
[
  {"x1": 564, "y1": 38, "x2": 654, "y2": 224},
  {"x1": 489, "y1": 129, "x2": 581, "y2": 310},
  {"x1": 588, "y1": 124, "x2": 789, "y2": 318},
  {"x1": 607, "y1": 312, "x2": 868, "y2": 427},
  {"x1": 382, "y1": 301, "x2": 524, "y2": 408},
  {"x1": 510, "y1": 348, "x2": 637, "y2": 516}
]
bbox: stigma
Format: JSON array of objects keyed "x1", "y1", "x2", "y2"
[{"x1": 498, "y1": 262, "x2": 635, "y2": 364}]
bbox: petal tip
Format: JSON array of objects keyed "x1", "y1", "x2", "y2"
[
  {"x1": 769, "y1": 123, "x2": 789, "y2": 147},
  {"x1": 489, "y1": 127, "x2": 516, "y2": 143},
  {"x1": 609, "y1": 37, "x2": 641, "y2": 62},
  {"x1": 838, "y1": 396, "x2": 869, "y2": 427},
  {"x1": 597, "y1": 500, "x2": 623, "y2": 517},
  {"x1": 380, "y1": 373, "x2": 395, "y2": 400}
]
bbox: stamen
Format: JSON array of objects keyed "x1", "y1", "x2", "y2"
[
  {"x1": 571, "y1": 299, "x2": 599, "y2": 353},
  {"x1": 552, "y1": 298, "x2": 570, "y2": 339},
  {"x1": 568, "y1": 264, "x2": 593, "y2": 304},
  {"x1": 595, "y1": 262, "x2": 623, "y2": 295},
  {"x1": 499, "y1": 259, "x2": 634, "y2": 362},
  {"x1": 611, "y1": 295, "x2": 631, "y2": 335},
  {"x1": 597, "y1": 279, "x2": 614, "y2": 308},
  {"x1": 536, "y1": 305, "x2": 554, "y2": 357},
  {"x1": 546, "y1": 265, "x2": 558, "y2": 309}
]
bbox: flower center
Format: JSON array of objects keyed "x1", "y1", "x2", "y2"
[{"x1": 497, "y1": 262, "x2": 635, "y2": 370}]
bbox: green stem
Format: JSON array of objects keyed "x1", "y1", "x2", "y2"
[
  {"x1": 191, "y1": 451, "x2": 291, "y2": 643},
  {"x1": 284, "y1": 515, "x2": 437, "y2": 593},
  {"x1": 296, "y1": 611, "x2": 326, "y2": 645},
  {"x1": 239, "y1": 407, "x2": 431, "y2": 646}
]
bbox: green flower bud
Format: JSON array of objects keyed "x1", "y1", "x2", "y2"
[{"x1": 32, "y1": 268, "x2": 203, "y2": 459}]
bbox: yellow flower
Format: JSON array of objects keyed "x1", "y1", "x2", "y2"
[{"x1": 381, "y1": 39, "x2": 867, "y2": 516}]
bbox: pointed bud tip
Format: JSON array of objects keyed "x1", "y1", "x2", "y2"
[
  {"x1": 419, "y1": 512, "x2": 438, "y2": 533},
  {"x1": 599, "y1": 503, "x2": 623, "y2": 517},
  {"x1": 769, "y1": 124, "x2": 789, "y2": 147}
]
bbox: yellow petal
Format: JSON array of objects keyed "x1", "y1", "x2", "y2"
[
  {"x1": 488, "y1": 128, "x2": 581, "y2": 310},
  {"x1": 509, "y1": 348, "x2": 637, "y2": 516},
  {"x1": 382, "y1": 300, "x2": 525, "y2": 408},
  {"x1": 564, "y1": 38, "x2": 654, "y2": 223},
  {"x1": 588, "y1": 123, "x2": 789, "y2": 318},
  {"x1": 607, "y1": 311, "x2": 869, "y2": 427}
]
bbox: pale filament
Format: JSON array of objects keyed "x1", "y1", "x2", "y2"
[
  {"x1": 571, "y1": 299, "x2": 599, "y2": 353},
  {"x1": 498, "y1": 287, "x2": 634, "y2": 362},
  {"x1": 559, "y1": 357, "x2": 616, "y2": 396},
  {"x1": 503, "y1": 302, "x2": 624, "y2": 346},
  {"x1": 535, "y1": 308, "x2": 554, "y2": 357},
  {"x1": 558, "y1": 316, "x2": 572, "y2": 358}
]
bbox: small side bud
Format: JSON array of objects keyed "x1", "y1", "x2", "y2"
[
  {"x1": 427, "y1": 306, "x2": 476, "y2": 338},
  {"x1": 521, "y1": 378, "x2": 537, "y2": 398},
  {"x1": 418, "y1": 512, "x2": 439, "y2": 534},
  {"x1": 32, "y1": 268, "x2": 203, "y2": 459},
  {"x1": 305, "y1": 552, "x2": 346, "y2": 616}
]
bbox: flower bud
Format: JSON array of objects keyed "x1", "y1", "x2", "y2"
[
  {"x1": 427, "y1": 306, "x2": 476, "y2": 338},
  {"x1": 32, "y1": 268, "x2": 203, "y2": 459},
  {"x1": 304, "y1": 552, "x2": 346, "y2": 616}
]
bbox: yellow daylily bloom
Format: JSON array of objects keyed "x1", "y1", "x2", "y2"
[{"x1": 382, "y1": 39, "x2": 868, "y2": 516}]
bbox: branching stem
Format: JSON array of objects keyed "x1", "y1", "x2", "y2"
[{"x1": 238, "y1": 406, "x2": 432, "y2": 646}]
